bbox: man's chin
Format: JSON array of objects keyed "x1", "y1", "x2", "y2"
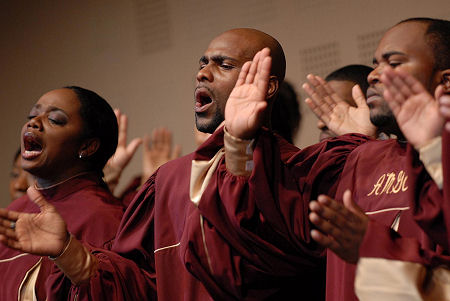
[
  {"x1": 369, "y1": 112, "x2": 395, "y2": 130},
  {"x1": 195, "y1": 114, "x2": 224, "y2": 134}
]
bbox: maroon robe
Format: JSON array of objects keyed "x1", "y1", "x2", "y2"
[
  {"x1": 118, "y1": 175, "x2": 141, "y2": 208},
  {"x1": 325, "y1": 139, "x2": 443, "y2": 301},
  {"x1": 0, "y1": 173, "x2": 124, "y2": 301},
  {"x1": 70, "y1": 127, "x2": 369, "y2": 300},
  {"x1": 409, "y1": 132, "x2": 450, "y2": 250}
]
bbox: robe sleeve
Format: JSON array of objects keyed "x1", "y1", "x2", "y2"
[
  {"x1": 61, "y1": 173, "x2": 158, "y2": 300},
  {"x1": 403, "y1": 134, "x2": 450, "y2": 250},
  {"x1": 188, "y1": 130, "x2": 370, "y2": 299},
  {"x1": 205, "y1": 130, "x2": 370, "y2": 264}
]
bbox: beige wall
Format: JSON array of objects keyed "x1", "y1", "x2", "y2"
[{"x1": 1, "y1": 0, "x2": 449, "y2": 206}]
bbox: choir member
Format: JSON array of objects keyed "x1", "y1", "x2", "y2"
[
  {"x1": 304, "y1": 17, "x2": 450, "y2": 301},
  {"x1": 0, "y1": 86, "x2": 124, "y2": 300}
]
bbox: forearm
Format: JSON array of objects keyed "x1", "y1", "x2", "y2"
[{"x1": 103, "y1": 164, "x2": 123, "y2": 193}]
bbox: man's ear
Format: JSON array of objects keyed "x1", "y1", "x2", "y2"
[
  {"x1": 439, "y1": 69, "x2": 450, "y2": 93},
  {"x1": 78, "y1": 138, "x2": 100, "y2": 158},
  {"x1": 267, "y1": 76, "x2": 279, "y2": 100}
]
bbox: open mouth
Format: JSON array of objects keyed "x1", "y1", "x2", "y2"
[
  {"x1": 195, "y1": 88, "x2": 214, "y2": 113},
  {"x1": 22, "y1": 132, "x2": 43, "y2": 160}
]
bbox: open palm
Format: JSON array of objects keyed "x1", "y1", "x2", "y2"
[
  {"x1": 225, "y1": 48, "x2": 272, "y2": 140},
  {"x1": 303, "y1": 75, "x2": 376, "y2": 137},
  {"x1": 0, "y1": 187, "x2": 68, "y2": 257},
  {"x1": 381, "y1": 66, "x2": 444, "y2": 148}
]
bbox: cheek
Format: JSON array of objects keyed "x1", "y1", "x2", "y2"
[
  {"x1": 46, "y1": 131, "x2": 82, "y2": 156},
  {"x1": 398, "y1": 63, "x2": 433, "y2": 87}
]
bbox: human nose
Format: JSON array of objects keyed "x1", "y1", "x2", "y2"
[
  {"x1": 367, "y1": 65, "x2": 382, "y2": 85},
  {"x1": 196, "y1": 64, "x2": 213, "y2": 82},
  {"x1": 27, "y1": 115, "x2": 43, "y2": 131}
]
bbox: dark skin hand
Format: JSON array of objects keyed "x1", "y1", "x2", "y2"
[
  {"x1": 309, "y1": 189, "x2": 369, "y2": 264},
  {"x1": 0, "y1": 186, "x2": 68, "y2": 257},
  {"x1": 381, "y1": 66, "x2": 444, "y2": 149}
]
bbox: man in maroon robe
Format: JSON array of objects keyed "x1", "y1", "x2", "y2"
[
  {"x1": 352, "y1": 68, "x2": 450, "y2": 300},
  {"x1": 305, "y1": 17, "x2": 450, "y2": 301},
  {"x1": 0, "y1": 29, "x2": 370, "y2": 300}
]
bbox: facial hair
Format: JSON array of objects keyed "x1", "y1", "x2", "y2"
[{"x1": 195, "y1": 109, "x2": 225, "y2": 134}]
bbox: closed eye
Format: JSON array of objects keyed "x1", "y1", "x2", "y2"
[
  {"x1": 220, "y1": 64, "x2": 234, "y2": 70},
  {"x1": 48, "y1": 118, "x2": 64, "y2": 125},
  {"x1": 389, "y1": 62, "x2": 401, "y2": 68}
]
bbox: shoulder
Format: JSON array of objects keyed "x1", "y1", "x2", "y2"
[{"x1": 349, "y1": 138, "x2": 405, "y2": 157}]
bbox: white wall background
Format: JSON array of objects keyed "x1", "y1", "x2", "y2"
[{"x1": 1, "y1": 0, "x2": 449, "y2": 206}]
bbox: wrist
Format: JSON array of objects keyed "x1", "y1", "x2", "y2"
[
  {"x1": 51, "y1": 235, "x2": 98, "y2": 284},
  {"x1": 103, "y1": 164, "x2": 123, "y2": 192},
  {"x1": 49, "y1": 231, "x2": 72, "y2": 259},
  {"x1": 224, "y1": 126, "x2": 255, "y2": 176}
]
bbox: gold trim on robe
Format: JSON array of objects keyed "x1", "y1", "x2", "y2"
[
  {"x1": 355, "y1": 257, "x2": 450, "y2": 300},
  {"x1": 19, "y1": 258, "x2": 42, "y2": 301},
  {"x1": 418, "y1": 136, "x2": 442, "y2": 189}
]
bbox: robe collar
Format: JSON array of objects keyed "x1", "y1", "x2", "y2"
[{"x1": 37, "y1": 172, "x2": 103, "y2": 201}]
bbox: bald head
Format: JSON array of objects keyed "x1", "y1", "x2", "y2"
[{"x1": 212, "y1": 28, "x2": 286, "y2": 82}]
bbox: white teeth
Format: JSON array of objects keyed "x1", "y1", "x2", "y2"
[{"x1": 23, "y1": 150, "x2": 42, "y2": 159}]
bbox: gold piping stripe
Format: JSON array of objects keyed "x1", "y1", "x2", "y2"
[
  {"x1": 154, "y1": 242, "x2": 181, "y2": 254},
  {"x1": 200, "y1": 215, "x2": 213, "y2": 273},
  {"x1": 0, "y1": 253, "x2": 29, "y2": 263},
  {"x1": 365, "y1": 206, "x2": 410, "y2": 215}
]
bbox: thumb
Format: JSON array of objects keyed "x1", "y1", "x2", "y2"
[
  {"x1": 27, "y1": 186, "x2": 53, "y2": 212},
  {"x1": 342, "y1": 189, "x2": 364, "y2": 216},
  {"x1": 352, "y1": 85, "x2": 367, "y2": 108},
  {"x1": 127, "y1": 137, "x2": 143, "y2": 155}
]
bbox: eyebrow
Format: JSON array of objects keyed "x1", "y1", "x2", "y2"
[
  {"x1": 31, "y1": 104, "x2": 67, "y2": 115},
  {"x1": 199, "y1": 55, "x2": 238, "y2": 64},
  {"x1": 372, "y1": 51, "x2": 406, "y2": 65}
]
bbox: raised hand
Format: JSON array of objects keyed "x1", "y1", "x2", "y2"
[
  {"x1": 439, "y1": 94, "x2": 450, "y2": 132},
  {"x1": 0, "y1": 187, "x2": 68, "y2": 257},
  {"x1": 309, "y1": 190, "x2": 368, "y2": 264},
  {"x1": 142, "y1": 127, "x2": 181, "y2": 182},
  {"x1": 225, "y1": 47, "x2": 272, "y2": 139},
  {"x1": 381, "y1": 66, "x2": 444, "y2": 148},
  {"x1": 104, "y1": 109, "x2": 142, "y2": 192},
  {"x1": 303, "y1": 75, "x2": 377, "y2": 137}
]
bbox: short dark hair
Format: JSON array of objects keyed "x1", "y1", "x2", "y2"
[
  {"x1": 271, "y1": 80, "x2": 301, "y2": 143},
  {"x1": 64, "y1": 86, "x2": 118, "y2": 173},
  {"x1": 398, "y1": 17, "x2": 450, "y2": 70},
  {"x1": 325, "y1": 64, "x2": 373, "y2": 94}
]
